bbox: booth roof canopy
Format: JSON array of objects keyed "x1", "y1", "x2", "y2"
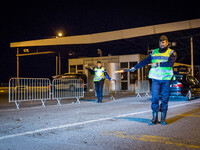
[{"x1": 10, "y1": 18, "x2": 200, "y2": 48}]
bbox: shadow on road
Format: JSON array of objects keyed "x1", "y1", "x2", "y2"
[
  {"x1": 117, "y1": 117, "x2": 151, "y2": 123},
  {"x1": 117, "y1": 106, "x2": 200, "y2": 125}
]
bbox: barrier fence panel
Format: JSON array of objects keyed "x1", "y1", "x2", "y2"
[
  {"x1": 135, "y1": 80, "x2": 150, "y2": 98},
  {"x1": 52, "y1": 79, "x2": 84, "y2": 104},
  {"x1": 9, "y1": 78, "x2": 51, "y2": 109}
]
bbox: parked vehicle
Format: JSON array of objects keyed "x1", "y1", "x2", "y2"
[
  {"x1": 52, "y1": 73, "x2": 87, "y2": 91},
  {"x1": 173, "y1": 65, "x2": 189, "y2": 75},
  {"x1": 170, "y1": 74, "x2": 200, "y2": 100}
]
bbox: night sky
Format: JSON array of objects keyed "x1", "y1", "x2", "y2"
[{"x1": 1, "y1": 1, "x2": 200, "y2": 82}]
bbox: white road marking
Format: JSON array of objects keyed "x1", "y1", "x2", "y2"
[{"x1": 0, "y1": 100, "x2": 200, "y2": 141}]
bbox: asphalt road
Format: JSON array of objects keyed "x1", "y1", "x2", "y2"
[{"x1": 0, "y1": 94, "x2": 200, "y2": 150}]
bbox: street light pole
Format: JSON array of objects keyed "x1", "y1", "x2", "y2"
[
  {"x1": 17, "y1": 48, "x2": 19, "y2": 79},
  {"x1": 190, "y1": 37, "x2": 194, "y2": 76},
  {"x1": 59, "y1": 52, "x2": 61, "y2": 75},
  {"x1": 56, "y1": 56, "x2": 58, "y2": 76}
]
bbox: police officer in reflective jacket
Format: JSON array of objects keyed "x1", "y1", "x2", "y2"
[
  {"x1": 131, "y1": 35, "x2": 176, "y2": 125},
  {"x1": 87, "y1": 61, "x2": 112, "y2": 103}
]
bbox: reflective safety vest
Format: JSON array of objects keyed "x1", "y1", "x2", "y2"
[
  {"x1": 149, "y1": 48, "x2": 174, "y2": 80},
  {"x1": 93, "y1": 67, "x2": 106, "y2": 81}
]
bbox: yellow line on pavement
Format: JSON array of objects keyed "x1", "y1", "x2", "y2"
[
  {"x1": 103, "y1": 131, "x2": 200, "y2": 149},
  {"x1": 166, "y1": 107, "x2": 200, "y2": 124},
  {"x1": 179, "y1": 114, "x2": 200, "y2": 117}
]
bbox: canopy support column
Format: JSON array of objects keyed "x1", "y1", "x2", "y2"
[
  {"x1": 190, "y1": 37, "x2": 194, "y2": 76},
  {"x1": 59, "y1": 52, "x2": 61, "y2": 75},
  {"x1": 56, "y1": 56, "x2": 58, "y2": 76},
  {"x1": 17, "y1": 48, "x2": 19, "y2": 79}
]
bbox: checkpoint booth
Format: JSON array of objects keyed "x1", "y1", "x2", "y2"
[{"x1": 68, "y1": 54, "x2": 148, "y2": 93}]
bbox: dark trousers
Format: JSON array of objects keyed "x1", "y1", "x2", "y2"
[
  {"x1": 94, "y1": 80, "x2": 104, "y2": 101},
  {"x1": 151, "y1": 79, "x2": 170, "y2": 112}
]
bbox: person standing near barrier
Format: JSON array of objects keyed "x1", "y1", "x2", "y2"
[
  {"x1": 130, "y1": 35, "x2": 176, "y2": 125},
  {"x1": 87, "y1": 61, "x2": 112, "y2": 103}
]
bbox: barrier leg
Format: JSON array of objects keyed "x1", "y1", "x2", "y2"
[
  {"x1": 110, "y1": 94, "x2": 115, "y2": 100},
  {"x1": 145, "y1": 92, "x2": 150, "y2": 97},
  {"x1": 15, "y1": 101, "x2": 21, "y2": 110},
  {"x1": 41, "y1": 99, "x2": 46, "y2": 107},
  {"x1": 75, "y1": 97, "x2": 80, "y2": 104},
  {"x1": 136, "y1": 93, "x2": 142, "y2": 98},
  {"x1": 57, "y1": 98, "x2": 61, "y2": 105}
]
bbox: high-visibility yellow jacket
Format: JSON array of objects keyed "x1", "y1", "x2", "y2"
[
  {"x1": 93, "y1": 67, "x2": 106, "y2": 81},
  {"x1": 149, "y1": 48, "x2": 174, "y2": 80}
]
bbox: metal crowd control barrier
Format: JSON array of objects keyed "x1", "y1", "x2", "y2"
[
  {"x1": 52, "y1": 79, "x2": 84, "y2": 104},
  {"x1": 9, "y1": 78, "x2": 51, "y2": 109},
  {"x1": 103, "y1": 79, "x2": 116, "y2": 100},
  {"x1": 135, "y1": 80, "x2": 150, "y2": 98}
]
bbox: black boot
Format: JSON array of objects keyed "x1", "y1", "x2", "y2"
[
  {"x1": 148, "y1": 111, "x2": 158, "y2": 125},
  {"x1": 97, "y1": 98, "x2": 102, "y2": 103},
  {"x1": 96, "y1": 98, "x2": 101, "y2": 103},
  {"x1": 161, "y1": 111, "x2": 167, "y2": 125},
  {"x1": 96, "y1": 99, "x2": 102, "y2": 103},
  {"x1": 98, "y1": 98, "x2": 102, "y2": 103}
]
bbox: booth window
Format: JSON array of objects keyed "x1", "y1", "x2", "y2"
[
  {"x1": 121, "y1": 82, "x2": 128, "y2": 90},
  {"x1": 120, "y1": 62, "x2": 128, "y2": 68},
  {"x1": 130, "y1": 62, "x2": 138, "y2": 84},
  {"x1": 129, "y1": 62, "x2": 137, "y2": 68},
  {"x1": 121, "y1": 72, "x2": 127, "y2": 80},
  {"x1": 70, "y1": 65, "x2": 76, "y2": 73},
  {"x1": 77, "y1": 65, "x2": 83, "y2": 70},
  {"x1": 130, "y1": 71, "x2": 138, "y2": 84}
]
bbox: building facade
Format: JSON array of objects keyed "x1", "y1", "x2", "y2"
[{"x1": 68, "y1": 54, "x2": 148, "y2": 92}]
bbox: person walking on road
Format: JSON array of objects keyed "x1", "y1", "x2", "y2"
[
  {"x1": 130, "y1": 35, "x2": 176, "y2": 125},
  {"x1": 87, "y1": 61, "x2": 112, "y2": 103}
]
